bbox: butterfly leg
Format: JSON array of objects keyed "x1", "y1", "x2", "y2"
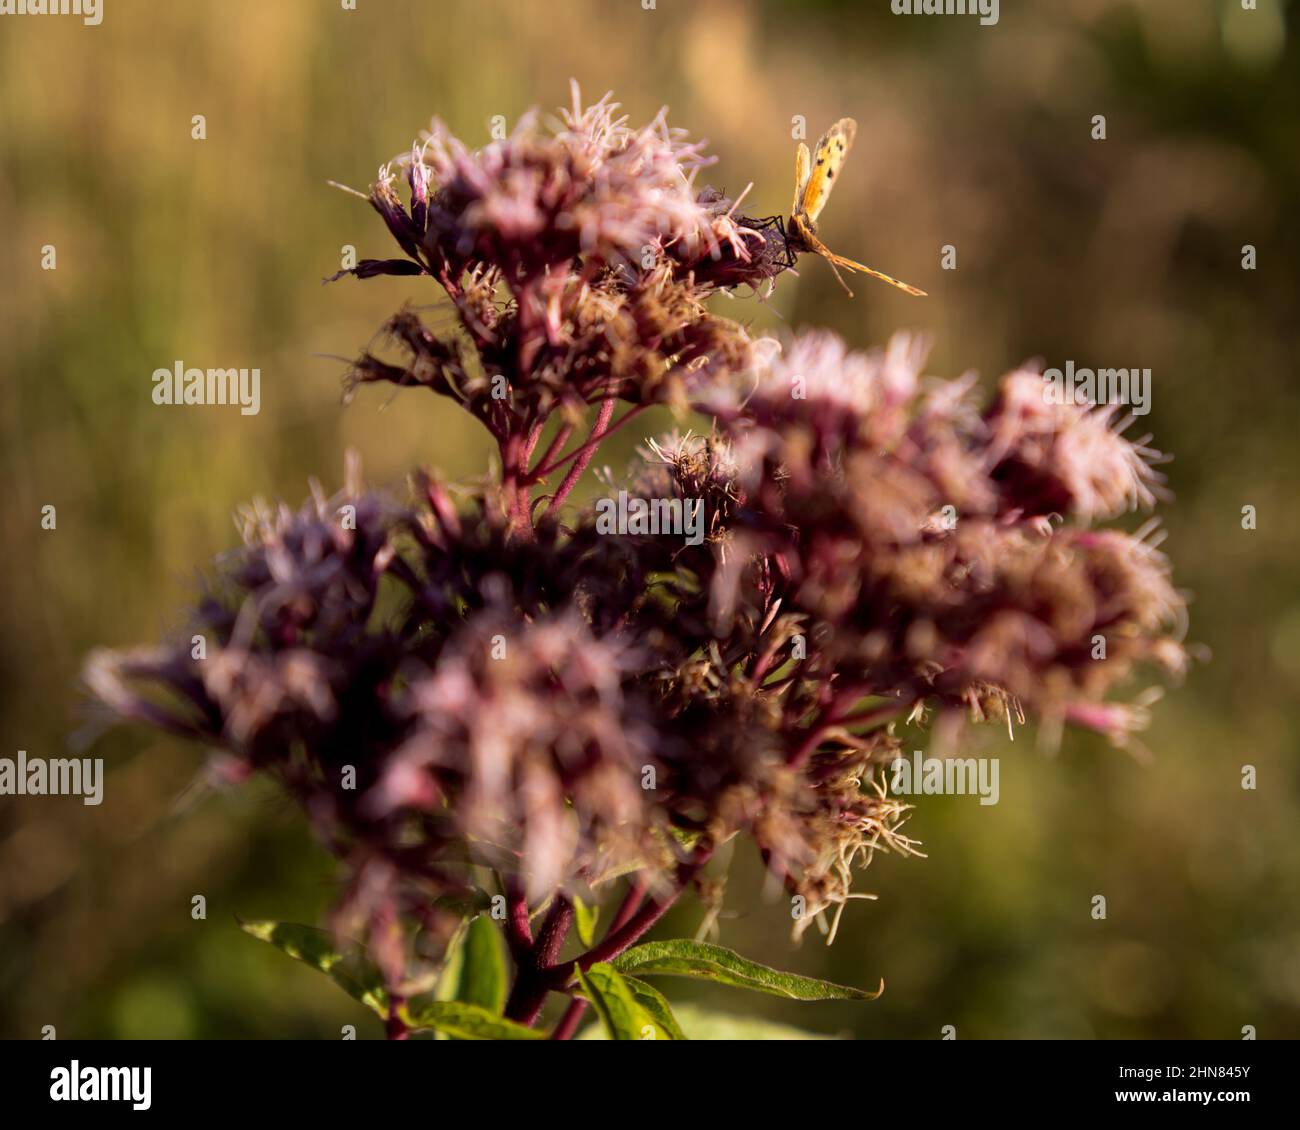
[{"x1": 824, "y1": 257, "x2": 855, "y2": 298}]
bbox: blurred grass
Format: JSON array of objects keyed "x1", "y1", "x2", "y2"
[{"x1": 1, "y1": 0, "x2": 1298, "y2": 1039}]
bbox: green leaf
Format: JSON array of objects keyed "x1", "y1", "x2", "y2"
[
  {"x1": 612, "y1": 939, "x2": 882, "y2": 1002},
  {"x1": 572, "y1": 896, "x2": 600, "y2": 949},
  {"x1": 578, "y1": 1002, "x2": 834, "y2": 1040},
  {"x1": 623, "y1": 977, "x2": 687, "y2": 1040},
  {"x1": 667, "y1": 1004, "x2": 836, "y2": 1040},
  {"x1": 238, "y1": 919, "x2": 388, "y2": 1016},
  {"x1": 455, "y1": 915, "x2": 507, "y2": 1014},
  {"x1": 577, "y1": 963, "x2": 678, "y2": 1040},
  {"x1": 400, "y1": 1000, "x2": 546, "y2": 1041}
]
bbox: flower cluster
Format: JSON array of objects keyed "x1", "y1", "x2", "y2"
[
  {"x1": 699, "y1": 332, "x2": 1186, "y2": 749},
  {"x1": 340, "y1": 82, "x2": 771, "y2": 430},
  {"x1": 88, "y1": 88, "x2": 1191, "y2": 1025}
]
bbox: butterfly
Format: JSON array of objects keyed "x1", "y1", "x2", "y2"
[{"x1": 788, "y1": 118, "x2": 926, "y2": 298}]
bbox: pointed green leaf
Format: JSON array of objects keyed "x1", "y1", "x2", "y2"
[
  {"x1": 400, "y1": 1000, "x2": 546, "y2": 1040},
  {"x1": 574, "y1": 977, "x2": 689, "y2": 1040},
  {"x1": 612, "y1": 939, "x2": 882, "y2": 1001},
  {"x1": 238, "y1": 919, "x2": 388, "y2": 1016},
  {"x1": 577, "y1": 1002, "x2": 835, "y2": 1040},
  {"x1": 669, "y1": 1004, "x2": 836, "y2": 1040},
  {"x1": 623, "y1": 977, "x2": 687, "y2": 1040},
  {"x1": 577, "y1": 963, "x2": 677, "y2": 1040},
  {"x1": 572, "y1": 896, "x2": 600, "y2": 949},
  {"x1": 455, "y1": 915, "x2": 507, "y2": 1014}
]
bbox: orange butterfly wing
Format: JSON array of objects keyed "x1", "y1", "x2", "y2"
[{"x1": 798, "y1": 118, "x2": 857, "y2": 223}]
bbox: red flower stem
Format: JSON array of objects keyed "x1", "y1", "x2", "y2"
[
  {"x1": 386, "y1": 994, "x2": 409, "y2": 1041},
  {"x1": 748, "y1": 635, "x2": 786, "y2": 683},
  {"x1": 522, "y1": 420, "x2": 544, "y2": 463},
  {"x1": 788, "y1": 720, "x2": 836, "y2": 769},
  {"x1": 550, "y1": 997, "x2": 589, "y2": 1041},
  {"x1": 504, "y1": 971, "x2": 550, "y2": 1027},
  {"x1": 548, "y1": 876, "x2": 650, "y2": 1039},
  {"x1": 499, "y1": 430, "x2": 525, "y2": 526},
  {"x1": 555, "y1": 892, "x2": 676, "y2": 976},
  {"x1": 534, "y1": 896, "x2": 575, "y2": 967},
  {"x1": 503, "y1": 896, "x2": 575, "y2": 1026},
  {"x1": 528, "y1": 422, "x2": 573, "y2": 480},
  {"x1": 503, "y1": 882, "x2": 533, "y2": 962},
  {"x1": 545, "y1": 397, "x2": 615, "y2": 514},
  {"x1": 531, "y1": 402, "x2": 647, "y2": 482},
  {"x1": 503, "y1": 428, "x2": 543, "y2": 537},
  {"x1": 607, "y1": 876, "x2": 648, "y2": 934},
  {"x1": 542, "y1": 848, "x2": 712, "y2": 988},
  {"x1": 787, "y1": 683, "x2": 873, "y2": 768}
]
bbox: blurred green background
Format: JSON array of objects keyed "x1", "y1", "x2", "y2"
[{"x1": 2, "y1": 0, "x2": 1298, "y2": 1039}]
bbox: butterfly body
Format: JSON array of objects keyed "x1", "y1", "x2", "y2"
[{"x1": 788, "y1": 118, "x2": 926, "y2": 298}]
